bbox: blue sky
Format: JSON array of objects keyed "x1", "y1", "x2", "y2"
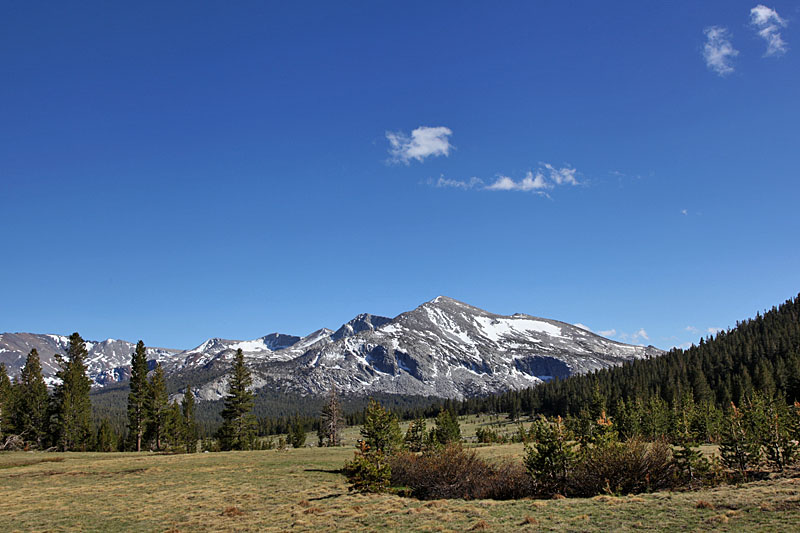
[{"x1": 2, "y1": 1, "x2": 798, "y2": 350}]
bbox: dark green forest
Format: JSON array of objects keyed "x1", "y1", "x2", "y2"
[{"x1": 446, "y1": 293, "x2": 800, "y2": 424}]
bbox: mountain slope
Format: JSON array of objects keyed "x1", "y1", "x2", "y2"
[
  {"x1": 0, "y1": 296, "x2": 663, "y2": 401},
  {"x1": 251, "y1": 296, "x2": 662, "y2": 399},
  {"x1": 0, "y1": 333, "x2": 178, "y2": 386}
]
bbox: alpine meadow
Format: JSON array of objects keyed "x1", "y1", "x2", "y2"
[{"x1": 2, "y1": 2, "x2": 800, "y2": 532}]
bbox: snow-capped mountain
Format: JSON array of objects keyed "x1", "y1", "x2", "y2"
[
  {"x1": 0, "y1": 333, "x2": 178, "y2": 386},
  {"x1": 251, "y1": 296, "x2": 663, "y2": 399},
  {"x1": 0, "y1": 297, "x2": 663, "y2": 400}
]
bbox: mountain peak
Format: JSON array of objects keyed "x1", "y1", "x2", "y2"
[{"x1": 331, "y1": 313, "x2": 392, "y2": 341}]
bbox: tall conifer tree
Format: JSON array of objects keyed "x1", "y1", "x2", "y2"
[
  {"x1": 126, "y1": 340, "x2": 149, "y2": 451},
  {"x1": 145, "y1": 362, "x2": 169, "y2": 450},
  {"x1": 50, "y1": 333, "x2": 93, "y2": 451},
  {"x1": 217, "y1": 349, "x2": 256, "y2": 450},
  {"x1": 0, "y1": 363, "x2": 12, "y2": 439},
  {"x1": 14, "y1": 349, "x2": 49, "y2": 447},
  {"x1": 181, "y1": 386, "x2": 198, "y2": 453}
]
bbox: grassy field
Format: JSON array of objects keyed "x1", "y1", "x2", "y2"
[
  {"x1": 2, "y1": 444, "x2": 800, "y2": 532},
  {"x1": 336, "y1": 413, "x2": 532, "y2": 446}
]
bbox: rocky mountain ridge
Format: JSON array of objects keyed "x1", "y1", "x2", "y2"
[{"x1": 0, "y1": 296, "x2": 663, "y2": 400}]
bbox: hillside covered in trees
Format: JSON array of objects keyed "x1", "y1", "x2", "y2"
[{"x1": 439, "y1": 293, "x2": 800, "y2": 426}]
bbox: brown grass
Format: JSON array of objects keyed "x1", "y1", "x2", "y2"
[
  {"x1": 0, "y1": 448, "x2": 798, "y2": 532},
  {"x1": 220, "y1": 506, "x2": 244, "y2": 517}
]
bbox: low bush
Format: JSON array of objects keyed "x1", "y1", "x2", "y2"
[
  {"x1": 390, "y1": 444, "x2": 533, "y2": 500},
  {"x1": 569, "y1": 438, "x2": 676, "y2": 496}
]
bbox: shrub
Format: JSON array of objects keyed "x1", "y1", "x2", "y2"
[
  {"x1": 569, "y1": 438, "x2": 675, "y2": 496},
  {"x1": 390, "y1": 444, "x2": 533, "y2": 500}
]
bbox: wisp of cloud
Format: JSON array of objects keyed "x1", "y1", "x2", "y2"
[
  {"x1": 750, "y1": 4, "x2": 788, "y2": 57},
  {"x1": 703, "y1": 26, "x2": 739, "y2": 76}
]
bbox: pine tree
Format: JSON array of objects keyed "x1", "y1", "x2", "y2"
[
  {"x1": 673, "y1": 393, "x2": 706, "y2": 484},
  {"x1": 50, "y1": 333, "x2": 93, "y2": 451},
  {"x1": 524, "y1": 416, "x2": 576, "y2": 496},
  {"x1": 181, "y1": 386, "x2": 198, "y2": 453},
  {"x1": 360, "y1": 399, "x2": 402, "y2": 453},
  {"x1": 126, "y1": 340, "x2": 149, "y2": 451},
  {"x1": 319, "y1": 385, "x2": 343, "y2": 447},
  {"x1": 288, "y1": 417, "x2": 307, "y2": 448},
  {"x1": 0, "y1": 364, "x2": 12, "y2": 440},
  {"x1": 145, "y1": 363, "x2": 169, "y2": 450},
  {"x1": 217, "y1": 349, "x2": 256, "y2": 450},
  {"x1": 404, "y1": 417, "x2": 427, "y2": 452},
  {"x1": 163, "y1": 401, "x2": 183, "y2": 450},
  {"x1": 758, "y1": 397, "x2": 797, "y2": 471},
  {"x1": 13, "y1": 349, "x2": 50, "y2": 447},
  {"x1": 432, "y1": 408, "x2": 461, "y2": 445},
  {"x1": 719, "y1": 403, "x2": 761, "y2": 480},
  {"x1": 95, "y1": 418, "x2": 117, "y2": 452},
  {"x1": 507, "y1": 396, "x2": 521, "y2": 421}
]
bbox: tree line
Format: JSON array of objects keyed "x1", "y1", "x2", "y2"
[
  {"x1": 412, "y1": 293, "x2": 800, "y2": 440},
  {"x1": 0, "y1": 332, "x2": 341, "y2": 453},
  {"x1": 0, "y1": 334, "x2": 200, "y2": 452}
]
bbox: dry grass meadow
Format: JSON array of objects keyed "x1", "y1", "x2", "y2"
[{"x1": 2, "y1": 440, "x2": 800, "y2": 532}]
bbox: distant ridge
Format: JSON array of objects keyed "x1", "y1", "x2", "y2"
[{"x1": 0, "y1": 296, "x2": 662, "y2": 400}]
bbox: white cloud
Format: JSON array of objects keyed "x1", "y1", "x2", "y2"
[
  {"x1": 703, "y1": 26, "x2": 739, "y2": 76},
  {"x1": 387, "y1": 126, "x2": 453, "y2": 164},
  {"x1": 750, "y1": 5, "x2": 788, "y2": 56},
  {"x1": 485, "y1": 164, "x2": 579, "y2": 193},
  {"x1": 430, "y1": 176, "x2": 484, "y2": 189},
  {"x1": 631, "y1": 328, "x2": 650, "y2": 342},
  {"x1": 685, "y1": 325, "x2": 699, "y2": 334},
  {"x1": 573, "y1": 323, "x2": 616, "y2": 337},
  {"x1": 681, "y1": 209, "x2": 688, "y2": 216},
  {"x1": 430, "y1": 163, "x2": 580, "y2": 196},
  {"x1": 543, "y1": 163, "x2": 579, "y2": 185},
  {"x1": 707, "y1": 327, "x2": 723, "y2": 335},
  {"x1": 486, "y1": 170, "x2": 551, "y2": 192}
]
